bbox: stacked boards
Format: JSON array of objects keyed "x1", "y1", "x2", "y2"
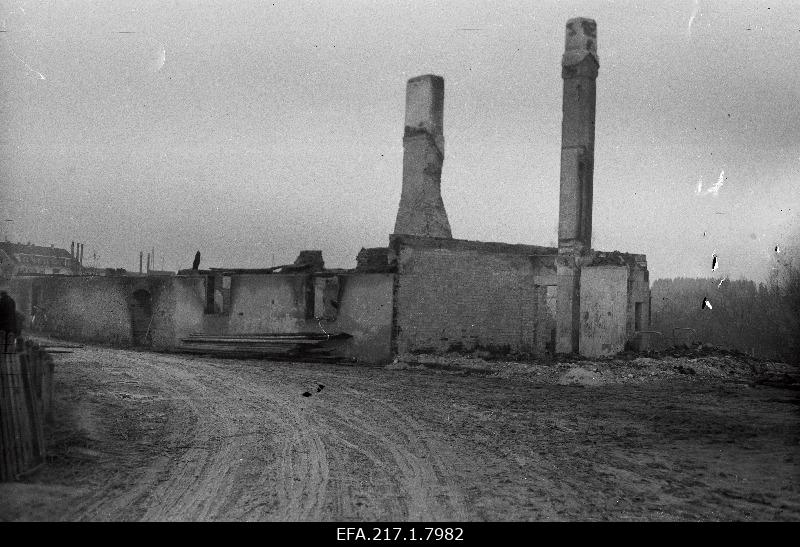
[{"x1": 179, "y1": 332, "x2": 352, "y2": 362}]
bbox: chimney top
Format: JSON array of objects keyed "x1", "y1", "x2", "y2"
[
  {"x1": 404, "y1": 74, "x2": 444, "y2": 138},
  {"x1": 563, "y1": 17, "x2": 598, "y2": 67}
]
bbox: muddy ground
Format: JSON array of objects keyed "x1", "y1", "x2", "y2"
[{"x1": 0, "y1": 339, "x2": 798, "y2": 521}]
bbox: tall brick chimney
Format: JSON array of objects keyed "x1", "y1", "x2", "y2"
[
  {"x1": 557, "y1": 17, "x2": 598, "y2": 255},
  {"x1": 555, "y1": 17, "x2": 598, "y2": 354},
  {"x1": 393, "y1": 75, "x2": 452, "y2": 238}
]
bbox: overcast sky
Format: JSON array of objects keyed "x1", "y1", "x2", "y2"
[{"x1": 1, "y1": 0, "x2": 797, "y2": 280}]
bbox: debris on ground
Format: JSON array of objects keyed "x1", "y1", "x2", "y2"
[{"x1": 388, "y1": 349, "x2": 799, "y2": 389}]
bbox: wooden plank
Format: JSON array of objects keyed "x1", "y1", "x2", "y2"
[
  {"x1": 19, "y1": 351, "x2": 44, "y2": 467},
  {"x1": 180, "y1": 341, "x2": 306, "y2": 348},
  {"x1": 6, "y1": 345, "x2": 26, "y2": 478},
  {"x1": 28, "y1": 344, "x2": 42, "y2": 405},
  {"x1": 182, "y1": 338, "x2": 328, "y2": 344},
  {"x1": 11, "y1": 350, "x2": 33, "y2": 475},
  {"x1": 185, "y1": 341, "x2": 331, "y2": 345},
  {"x1": 180, "y1": 343, "x2": 306, "y2": 349},
  {"x1": 183, "y1": 335, "x2": 345, "y2": 342},
  {"x1": 43, "y1": 355, "x2": 54, "y2": 423},
  {"x1": 185, "y1": 332, "x2": 349, "y2": 339},
  {"x1": 0, "y1": 350, "x2": 15, "y2": 481},
  {"x1": 3, "y1": 338, "x2": 22, "y2": 479},
  {"x1": 179, "y1": 352, "x2": 341, "y2": 363},
  {"x1": 183, "y1": 344, "x2": 336, "y2": 349},
  {"x1": 27, "y1": 347, "x2": 45, "y2": 462},
  {"x1": 2, "y1": 336, "x2": 20, "y2": 481},
  {"x1": 23, "y1": 343, "x2": 40, "y2": 408},
  {"x1": 15, "y1": 344, "x2": 32, "y2": 475},
  {"x1": 179, "y1": 346, "x2": 299, "y2": 355}
]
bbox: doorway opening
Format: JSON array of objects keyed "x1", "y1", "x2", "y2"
[{"x1": 130, "y1": 289, "x2": 153, "y2": 345}]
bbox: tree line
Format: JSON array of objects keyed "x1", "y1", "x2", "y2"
[{"x1": 651, "y1": 267, "x2": 799, "y2": 364}]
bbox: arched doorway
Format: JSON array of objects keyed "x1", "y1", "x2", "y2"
[{"x1": 129, "y1": 289, "x2": 152, "y2": 346}]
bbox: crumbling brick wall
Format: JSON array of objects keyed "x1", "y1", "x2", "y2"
[
  {"x1": 626, "y1": 264, "x2": 651, "y2": 342},
  {"x1": 581, "y1": 250, "x2": 651, "y2": 352},
  {"x1": 4, "y1": 276, "x2": 177, "y2": 348},
  {"x1": 356, "y1": 247, "x2": 396, "y2": 273},
  {"x1": 391, "y1": 235, "x2": 557, "y2": 356},
  {"x1": 579, "y1": 265, "x2": 629, "y2": 356}
]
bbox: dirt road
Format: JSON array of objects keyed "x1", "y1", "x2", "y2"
[{"x1": 1, "y1": 343, "x2": 798, "y2": 521}]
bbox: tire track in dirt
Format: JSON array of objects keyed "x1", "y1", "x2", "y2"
[
  {"x1": 117, "y1": 354, "x2": 326, "y2": 521},
  {"x1": 190, "y1": 358, "x2": 466, "y2": 521},
  {"x1": 61, "y1": 349, "x2": 433, "y2": 520},
  {"x1": 317, "y1": 385, "x2": 467, "y2": 520},
  {"x1": 68, "y1": 351, "x2": 244, "y2": 520},
  {"x1": 237, "y1": 379, "x2": 330, "y2": 521},
  {"x1": 136, "y1": 361, "x2": 242, "y2": 521}
]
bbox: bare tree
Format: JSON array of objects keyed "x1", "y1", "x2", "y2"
[{"x1": 767, "y1": 218, "x2": 800, "y2": 364}]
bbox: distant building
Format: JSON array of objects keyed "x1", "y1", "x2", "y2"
[{"x1": 0, "y1": 242, "x2": 80, "y2": 277}]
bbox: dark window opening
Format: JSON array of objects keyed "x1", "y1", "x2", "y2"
[
  {"x1": 205, "y1": 274, "x2": 232, "y2": 315},
  {"x1": 130, "y1": 289, "x2": 153, "y2": 345},
  {"x1": 205, "y1": 275, "x2": 216, "y2": 313}
]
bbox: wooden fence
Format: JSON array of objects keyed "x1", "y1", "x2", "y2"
[{"x1": 0, "y1": 331, "x2": 54, "y2": 481}]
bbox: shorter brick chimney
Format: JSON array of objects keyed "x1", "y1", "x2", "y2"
[{"x1": 393, "y1": 75, "x2": 452, "y2": 239}]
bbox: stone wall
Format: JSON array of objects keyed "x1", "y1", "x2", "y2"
[
  {"x1": 2, "y1": 272, "x2": 394, "y2": 363},
  {"x1": 171, "y1": 272, "x2": 395, "y2": 363},
  {"x1": 2, "y1": 275, "x2": 176, "y2": 348},
  {"x1": 578, "y1": 265, "x2": 629, "y2": 356},
  {"x1": 3, "y1": 277, "x2": 33, "y2": 325},
  {"x1": 391, "y1": 235, "x2": 557, "y2": 356},
  {"x1": 2, "y1": 250, "x2": 648, "y2": 363},
  {"x1": 331, "y1": 274, "x2": 395, "y2": 363},
  {"x1": 355, "y1": 247, "x2": 396, "y2": 273}
]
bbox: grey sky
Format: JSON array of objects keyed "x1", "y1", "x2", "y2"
[{"x1": 1, "y1": 0, "x2": 797, "y2": 280}]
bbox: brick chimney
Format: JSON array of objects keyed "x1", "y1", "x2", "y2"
[
  {"x1": 557, "y1": 17, "x2": 598, "y2": 255},
  {"x1": 555, "y1": 17, "x2": 598, "y2": 354},
  {"x1": 393, "y1": 75, "x2": 452, "y2": 238}
]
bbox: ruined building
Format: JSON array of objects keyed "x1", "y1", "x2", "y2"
[
  {"x1": 387, "y1": 18, "x2": 649, "y2": 357},
  {"x1": 1, "y1": 18, "x2": 650, "y2": 362}
]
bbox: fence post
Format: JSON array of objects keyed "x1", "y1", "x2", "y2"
[
  {"x1": 43, "y1": 353, "x2": 54, "y2": 423},
  {"x1": 2, "y1": 331, "x2": 25, "y2": 479},
  {"x1": 18, "y1": 342, "x2": 45, "y2": 468},
  {"x1": 0, "y1": 332, "x2": 49, "y2": 481},
  {"x1": 0, "y1": 330, "x2": 15, "y2": 480}
]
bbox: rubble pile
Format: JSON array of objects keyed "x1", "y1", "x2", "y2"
[{"x1": 387, "y1": 348, "x2": 799, "y2": 389}]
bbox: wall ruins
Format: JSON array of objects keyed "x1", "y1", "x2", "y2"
[{"x1": 1, "y1": 17, "x2": 650, "y2": 363}]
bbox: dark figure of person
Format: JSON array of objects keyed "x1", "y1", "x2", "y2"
[
  {"x1": 192, "y1": 251, "x2": 201, "y2": 270},
  {"x1": 0, "y1": 291, "x2": 19, "y2": 337}
]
